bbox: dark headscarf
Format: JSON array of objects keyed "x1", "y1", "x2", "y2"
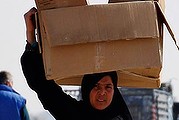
[{"x1": 81, "y1": 71, "x2": 132, "y2": 120}]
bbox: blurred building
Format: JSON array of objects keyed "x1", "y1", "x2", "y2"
[
  {"x1": 173, "y1": 102, "x2": 179, "y2": 120},
  {"x1": 120, "y1": 88, "x2": 173, "y2": 120}
]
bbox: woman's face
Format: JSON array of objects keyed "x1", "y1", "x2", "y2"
[{"x1": 89, "y1": 76, "x2": 114, "y2": 110}]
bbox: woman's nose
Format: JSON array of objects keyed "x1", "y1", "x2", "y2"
[{"x1": 98, "y1": 87, "x2": 106, "y2": 95}]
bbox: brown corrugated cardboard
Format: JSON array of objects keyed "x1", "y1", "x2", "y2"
[
  {"x1": 37, "y1": 1, "x2": 167, "y2": 88},
  {"x1": 108, "y1": 0, "x2": 165, "y2": 11},
  {"x1": 34, "y1": 0, "x2": 87, "y2": 10},
  {"x1": 55, "y1": 70, "x2": 161, "y2": 88},
  {"x1": 34, "y1": 0, "x2": 165, "y2": 11},
  {"x1": 43, "y1": 37, "x2": 161, "y2": 81},
  {"x1": 41, "y1": 2, "x2": 159, "y2": 46}
]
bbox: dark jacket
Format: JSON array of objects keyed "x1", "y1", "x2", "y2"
[
  {"x1": 0, "y1": 85, "x2": 30, "y2": 120},
  {"x1": 21, "y1": 42, "x2": 132, "y2": 120}
]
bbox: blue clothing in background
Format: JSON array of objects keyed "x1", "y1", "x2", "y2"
[{"x1": 0, "y1": 84, "x2": 29, "y2": 120}]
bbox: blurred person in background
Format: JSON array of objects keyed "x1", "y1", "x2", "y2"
[{"x1": 0, "y1": 71, "x2": 30, "y2": 120}]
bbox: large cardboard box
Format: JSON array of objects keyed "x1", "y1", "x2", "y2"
[
  {"x1": 34, "y1": 0, "x2": 87, "y2": 10},
  {"x1": 36, "y1": 1, "x2": 171, "y2": 88},
  {"x1": 109, "y1": 0, "x2": 165, "y2": 11}
]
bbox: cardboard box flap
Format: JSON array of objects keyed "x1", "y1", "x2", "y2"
[
  {"x1": 45, "y1": 38, "x2": 162, "y2": 81},
  {"x1": 55, "y1": 70, "x2": 161, "y2": 88},
  {"x1": 123, "y1": 67, "x2": 161, "y2": 78},
  {"x1": 118, "y1": 70, "x2": 160, "y2": 88},
  {"x1": 35, "y1": 0, "x2": 87, "y2": 10},
  {"x1": 108, "y1": 0, "x2": 165, "y2": 12},
  {"x1": 41, "y1": 1, "x2": 159, "y2": 47},
  {"x1": 109, "y1": 0, "x2": 161, "y2": 2},
  {"x1": 154, "y1": 2, "x2": 179, "y2": 50}
]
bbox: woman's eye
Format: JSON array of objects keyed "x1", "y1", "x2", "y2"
[
  {"x1": 106, "y1": 85, "x2": 113, "y2": 90},
  {"x1": 106, "y1": 87, "x2": 112, "y2": 89}
]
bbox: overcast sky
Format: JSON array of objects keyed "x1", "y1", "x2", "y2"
[{"x1": 0, "y1": 0, "x2": 179, "y2": 118}]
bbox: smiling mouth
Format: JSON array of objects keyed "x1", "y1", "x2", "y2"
[
  {"x1": 97, "y1": 99, "x2": 104, "y2": 102},
  {"x1": 97, "y1": 98, "x2": 106, "y2": 102}
]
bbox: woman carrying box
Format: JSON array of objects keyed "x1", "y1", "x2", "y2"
[{"x1": 21, "y1": 7, "x2": 132, "y2": 120}]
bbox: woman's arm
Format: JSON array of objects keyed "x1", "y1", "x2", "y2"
[
  {"x1": 21, "y1": 7, "x2": 80, "y2": 119},
  {"x1": 21, "y1": 44, "x2": 79, "y2": 119}
]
